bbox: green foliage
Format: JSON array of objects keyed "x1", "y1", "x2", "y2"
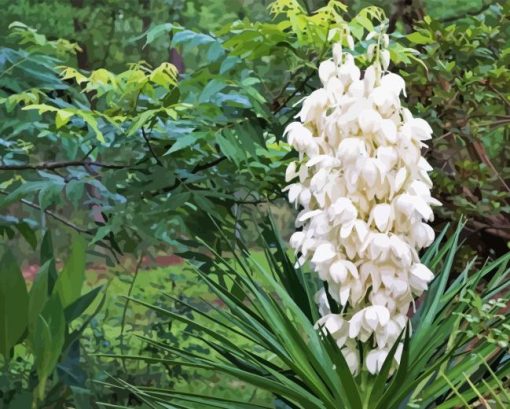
[
  {"x1": 0, "y1": 19, "x2": 291, "y2": 261},
  {"x1": 402, "y1": 2, "x2": 510, "y2": 248},
  {"x1": 108, "y1": 221, "x2": 510, "y2": 408},
  {"x1": 0, "y1": 235, "x2": 104, "y2": 408}
]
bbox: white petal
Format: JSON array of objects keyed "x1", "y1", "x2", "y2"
[
  {"x1": 330, "y1": 260, "x2": 348, "y2": 283},
  {"x1": 312, "y1": 243, "x2": 336, "y2": 264},
  {"x1": 380, "y1": 119, "x2": 397, "y2": 143},
  {"x1": 364, "y1": 307, "x2": 379, "y2": 330},
  {"x1": 349, "y1": 311, "x2": 363, "y2": 338},
  {"x1": 288, "y1": 183, "x2": 302, "y2": 203},
  {"x1": 366, "y1": 349, "x2": 381, "y2": 374},
  {"x1": 298, "y1": 209, "x2": 322, "y2": 222},
  {"x1": 374, "y1": 305, "x2": 390, "y2": 326},
  {"x1": 319, "y1": 60, "x2": 336, "y2": 85},
  {"x1": 381, "y1": 73, "x2": 406, "y2": 96},
  {"x1": 395, "y1": 167, "x2": 408, "y2": 192},
  {"x1": 411, "y1": 263, "x2": 434, "y2": 283},
  {"x1": 364, "y1": 65, "x2": 377, "y2": 92},
  {"x1": 358, "y1": 109, "x2": 382, "y2": 134},
  {"x1": 339, "y1": 286, "x2": 350, "y2": 306},
  {"x1": 285, "y1": 162, "x2": 298, "y2": 182},
  {"x1": 289, "y1": 231, "x2": 305, "y2": 249},
  {"x1": 372, "y1": 204, "x2": 392, "y2": 232}
]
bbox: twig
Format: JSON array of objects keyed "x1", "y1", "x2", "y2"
[
  {"x1": 273, "y1": 71, "x2": 315, "y2": 114},
  {"x1": 191, "y1": 155, "x2": 226, "y2": 173},
  {"x1": 141, "y1": 127, "x2": 163, "y2": 166},
  {"x1": 82, "y1": 145, "x2": 97, "y2": 160},
  {"x1": 488, "y1": 85, "x2": 510, "y2": 109},
  {"x1": 148, "y1": 156, "x2": 226, "y2": 197},
  {"x1": 470, "y1": 220, "x2": 510, "y2": 241}
]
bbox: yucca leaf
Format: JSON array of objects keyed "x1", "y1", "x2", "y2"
[
  {"x1": 419, "y1": 222, "x2": 463, "y2": 329},
  {"x1": 368, "y1": 328, "x2": 406, "y2": 408}
]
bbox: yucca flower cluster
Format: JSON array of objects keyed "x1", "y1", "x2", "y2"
[{"x1": 284, "y1": 39, "x2": 440, "y2": 375}]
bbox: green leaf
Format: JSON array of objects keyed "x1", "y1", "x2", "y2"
[
  {"x1": 217, "y1": 131, "x2": 244, "y2": 164},
  {"x1": 354, "y1": 14, "x2": 374, "y2": 33},
  {"x1": 0, "y1": 250, "x2": 29, "y2": 359},
  {"x1": 165, "y1": 133, "x2": 198, "y2": 154},
  {"x1": 199, "y1": 79, "x2": 227, "y2": 103},
  {"x1": 0, "y1": 181, "x2": 53, "y2": 209},
  {"x1": 220, "y1": 56, "x2": 240, "y2": 74},
  {"x1": 207, "y1": 42, "x2": 225, "y2": 62},
  {"x1": 407, "y1": 31, "x2": 434, "y2": 45},
  {"x1": 150, "y1": 62, "x2": 178, "y2": 89},
  {"x1": 16, "y1": 221, "x2": 37, "y2": 249},
  {"x1": 40, "y1": 231, "x2": 58, "y2": 293},
  {"x1": 162, "y1": 87, "x2": 181, "y2": 106},
  {"x1": 28, "y1": 261, "x2": 50, "y2": 334},
  {"x1": 38, "y1": 182, "x2": 64, "y2": 210},
  {"x1": 55, "y1": 109, "x2": 74, "y2": 129},
  {"x1": 66, "y1": 179, "x2": 85, "y2": 208},
  {"x1": 75, "y1": 111, "x2": 105, "y2": 143},
  {"x1": 64, "y1": 285, "x2": 103, "y2": 323},
  {"x1": 144, "y1": 23, "x2": 174, "y2": 46},
  {"x1": 32, "y1": 293, "x2": 66, "y2": 389},
  {"x1": 55, "y1": 234, "x2": 87, "y2": 307}
]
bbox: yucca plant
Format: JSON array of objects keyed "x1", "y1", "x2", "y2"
[{"x1": 99, "y1": 218, "x2": 509, "y2": 409}]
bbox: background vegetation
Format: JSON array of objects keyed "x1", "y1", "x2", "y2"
[{"x1": 0, "y1": 0, "x2": 509, "y2": 408}]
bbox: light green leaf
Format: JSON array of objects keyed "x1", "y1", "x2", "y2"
[
  {"x1": 407, "y1": 31, "x2": 434, "y2": 45},
  {"x1": 55, "y1": 109, "x2": 74, "y2": 129}
]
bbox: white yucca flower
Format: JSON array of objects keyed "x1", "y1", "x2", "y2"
[{"x1": 284, "y1": 39, "x2": 440, "y2": 375}]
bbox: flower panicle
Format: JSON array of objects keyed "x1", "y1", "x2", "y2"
[{"x1": 284, "y1": 38, "x2": 440, "y2": 375}]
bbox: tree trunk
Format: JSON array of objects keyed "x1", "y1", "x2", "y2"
[{"x1": 70, "y1": 0, "x2": 90, "y2": 70}]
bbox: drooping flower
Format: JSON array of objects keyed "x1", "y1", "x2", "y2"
[{"x1": 285, "y1": 37, "x2": 440, "y2": 375}]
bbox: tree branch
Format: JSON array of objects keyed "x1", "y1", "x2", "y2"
[
  {"x1": 0, "y1": 160, "x2": 131, "y2": 171},
  {"x1": 0, "y1": 190, "x2": 90, "y2": 234}
]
